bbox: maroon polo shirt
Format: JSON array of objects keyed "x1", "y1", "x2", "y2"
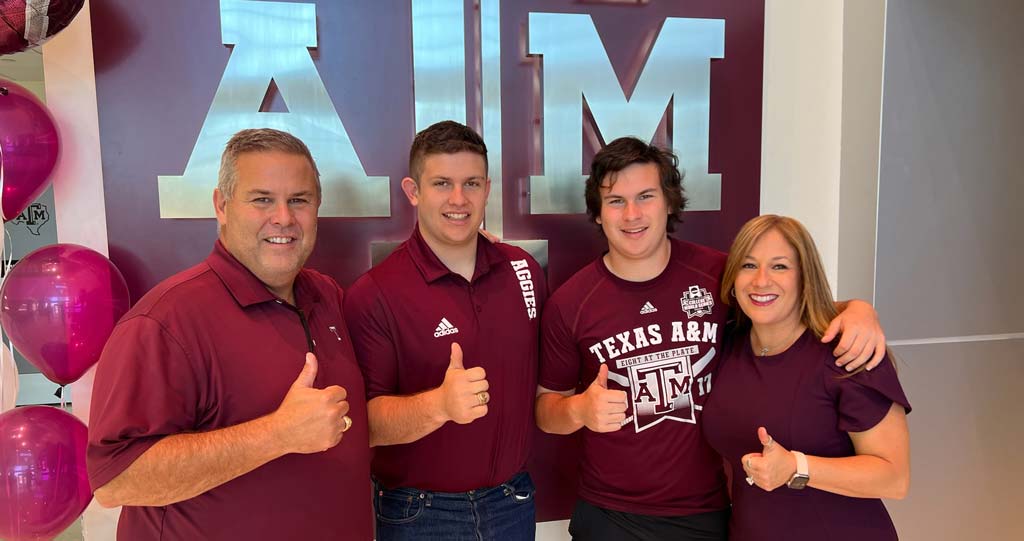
[
  {"x1": 344, "y1": 227, "x2": 546, "y2": 492},
  {"x1": 540, "y1": 237, "x2": 730, "y2": 516},
  {"x1": 703, "y1": 330, "x2": 911, "y2": 541},
  {"x1": 87, "y1": 241, "x2": 372, "y2": 541}
]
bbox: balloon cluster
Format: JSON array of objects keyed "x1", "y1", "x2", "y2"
[{"x1": 1, "y1": 7, "x2": 116, "y2": 538}]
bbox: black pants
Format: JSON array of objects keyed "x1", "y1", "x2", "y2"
[{"x1": 568, "y1": 499, "x2": 729, "y2": 541}]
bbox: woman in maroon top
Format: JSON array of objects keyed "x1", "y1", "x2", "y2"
[{"x1": 703, "y1": 215, "x2": 911, "y2": 541}]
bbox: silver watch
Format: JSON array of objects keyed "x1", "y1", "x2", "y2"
[{"x1": 786, "y1": 451, "x2": 810, "y2": 489}]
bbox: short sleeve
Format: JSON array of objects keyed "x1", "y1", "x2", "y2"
[
  {"x1": 343, "y1": 274, "x2": 399, "y2": 400},
  {"x1": 538, "y1": 298, "x2": 582, "y2": 392},
  {"x1": 827, "y1": 354, "x2": 912, "y2": 433},
  {"x1": 87, "y1": 315, "x2": 204, "y2": 490}
]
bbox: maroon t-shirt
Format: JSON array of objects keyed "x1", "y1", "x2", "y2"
[
  {"x1": 87, "y1": 241, "x2": 373, "y2": 541},
  {"x1": 344, "y1": 228, "x2": 546, "y2": 492},
  {"x1": 702, "y1": 329, "x2": 912, "y2": 541},
  {"x1": 540, "y1": 238, "x2": 729, "y2": 516}
]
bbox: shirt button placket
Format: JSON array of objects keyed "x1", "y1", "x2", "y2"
[{"x1": 468, "y1": 284, "x2": 484, "y2": 318}]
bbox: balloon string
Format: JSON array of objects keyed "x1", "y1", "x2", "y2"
[
  {"x1": 0, "y1": 128, "x2": 17, "y2": 410},
  {"x1": 1, "y1": 142, "x2": 12, "y2": 278},
  {"x1": 0, "y1": 135, "x2": 5, "y2": 219},
  {"x1": 0, "y1": 140, "x2": 6, "y2": 409}
]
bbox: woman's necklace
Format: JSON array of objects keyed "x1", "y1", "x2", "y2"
[{"x1": 752, "y1": 324, "x2": 806, "y2": 357}]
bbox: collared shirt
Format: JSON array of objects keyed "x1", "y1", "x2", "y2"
[
  {"x1": 540, "y1": 237, "x2": 730, "y2": 516},
  {"x1": 87, "y1": 241, "x2": 372, "y2": 540},
  {"x1": 344, "y1": 227, "x2": 546, "y2": 492}
]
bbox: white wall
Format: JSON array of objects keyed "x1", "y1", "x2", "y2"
[
  {"x1": 40, "y1": 1, "x2": 120, "y2": 538},
  {"x1": 759, "y1": 0, "x2": 845, "y2": 290}
]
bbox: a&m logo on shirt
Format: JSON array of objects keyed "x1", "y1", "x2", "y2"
[
  {"x1": 619, "y1": 349, "x2": 695, "y2": 432},
  {"x1": 680, "y1": 285, "x2": 714, "y2": 318},
  {"x1": 612, "y1": 346, "x2": 716, "y2": 432}
]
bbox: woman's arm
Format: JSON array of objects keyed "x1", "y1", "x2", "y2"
[{"x1": 741, "y1": 404, "x2": 910, "y2": 499}]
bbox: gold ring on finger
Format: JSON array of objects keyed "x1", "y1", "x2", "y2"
[
  {"x1": 477, "y1": 391, "x2": 489, "y2": 405},
  {"x1": 342, "y1": 415, "x2": 353, "y2": 432}
]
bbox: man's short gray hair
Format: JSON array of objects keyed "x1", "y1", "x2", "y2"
[{"x1": 217, "y1": 128, "x2": 321, "y2": 200}]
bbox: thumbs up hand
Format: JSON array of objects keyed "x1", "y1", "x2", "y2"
[
  {"x1": 272, "y1": 353, "x2": 352, "y2": 454},
  {"x1": 740, "y1": 427, "x2": 796, "y2": 491},
  {"x1": 577, "y1": 364, "x2": 628, "y2": 433},
  {"x1": 439, "y1": 342, "x2": 489, "y2": 425}
]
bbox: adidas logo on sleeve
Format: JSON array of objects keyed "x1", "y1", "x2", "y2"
[
  {"x1": 433, "y1": 317, "x2": 460, "y2": 337},
  {"x1": 640, "y1": 302, "x2": 658, "y2": 315}
]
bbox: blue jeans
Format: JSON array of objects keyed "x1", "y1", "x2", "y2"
[{"x1": 373, "y1": 472, "x2": 537, "y2": 541}]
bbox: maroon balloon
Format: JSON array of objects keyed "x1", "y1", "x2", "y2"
[
  {"x1": 0, "y1": 244, "x2": 130, "y2": 385},
  {"x1": 0, "y1": 406, "x2": 91, "y2": 541},
  {"x1": 0, "y1": 0, "x2": 86, "y2": 55},
  {"x1": 0, "y1": 79, "x2": 60, "y2": 221}
]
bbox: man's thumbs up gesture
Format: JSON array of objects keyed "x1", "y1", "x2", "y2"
[
  {"x1": 272, "y1": 353, "x2": 352, "y2": 454},
  {"x1": 577, "y1": 364, "x2": 628, "y2": 433},
  {"x1": 439, "y1": 342, "x2": 490, "y2": 424},
  {"x1": 741, "y1": 426, "x2": 796, "y2": 491}
]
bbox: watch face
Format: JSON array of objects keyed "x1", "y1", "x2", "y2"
[{"x1": 787, "y1": 474, "x2": 810, "y2": 490}]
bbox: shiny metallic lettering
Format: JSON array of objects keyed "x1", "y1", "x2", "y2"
[
  {"x1": 158, "y1": 0, "x2": 389, "y2": 218},
  {"x1": 412, "y1": 0, "x2": 467, "y2": 131},
  {"x1": 480, "y1": 0, "x2": 504, "y2": 237},
  {"x1": 528, "y1": 14, "x2": 724, "y2": 213}
]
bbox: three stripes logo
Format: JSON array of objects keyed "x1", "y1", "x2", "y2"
[
  {"x1": 640, "y1": 302, "x2": 658, "y2": 315},
  {"x1": 433, "y1": 317, "x2": 460, "y2": 338}
]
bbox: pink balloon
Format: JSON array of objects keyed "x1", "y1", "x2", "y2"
[
  {"x1": 0, "y1": 79, "x2": 60, "y2": 221},
  {"x1": 0, "y1": 244, "x2": 130, "y2": 385},
  {"x1": 0, "y1": 406, "x2": 91, "y2": 541}
]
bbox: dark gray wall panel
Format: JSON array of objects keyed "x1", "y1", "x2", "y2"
[{"x1": 876, "y1": 0, "x2": 1024, "y2": 339}]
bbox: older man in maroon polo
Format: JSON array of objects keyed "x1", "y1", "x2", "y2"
[
  {"x1": 344, "y1": 121, "x2": 545, "y2": 540},
  {"x1": 87, "y1": 129, "x2": 372, "y2": 540}
]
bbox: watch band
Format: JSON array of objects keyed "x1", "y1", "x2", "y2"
[{"x1": 793, "y1": 451, "x2": 808, "y2": 476}]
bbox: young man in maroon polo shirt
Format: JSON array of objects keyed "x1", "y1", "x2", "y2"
[
  {"x1": 87, "y1": 129, "x2": 372, "y2": 540},
  {"x1": 535, "y1": 137, "x2": 887, "y2": 540},
  {"x1": 344, "y1": 121, "x2": 544, "y2": 541}
]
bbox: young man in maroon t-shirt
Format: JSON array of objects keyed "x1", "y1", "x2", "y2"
[
  {"x1": 535, "y1": 137, "x2": 887, "y2": 540},
  {"x1": 344, "y1": 121, "x2": 545, "y2": 541}
]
